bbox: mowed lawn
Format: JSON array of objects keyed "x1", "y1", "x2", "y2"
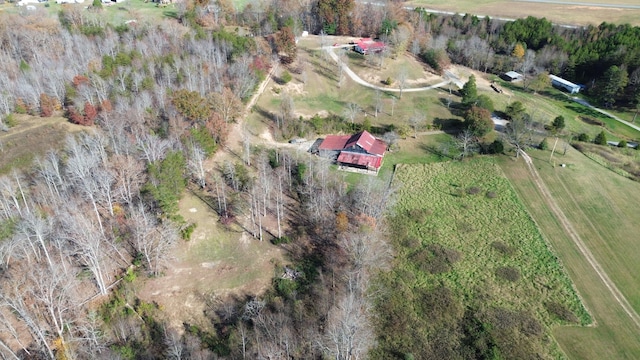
[
  {"x1": 250, "y1": 35, "x2": 460, "y2": 138},
  {"x1": 500, "y1": 145, "x2": 640, "y2": 359}
]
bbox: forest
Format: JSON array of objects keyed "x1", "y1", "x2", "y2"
[{"x1": 0, "y1": 0, "x2": 639, "y2": 358}]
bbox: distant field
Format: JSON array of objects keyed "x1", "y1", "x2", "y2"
[
  {"x1": 0, "y1": 0, "x2": 176, "y2": 26},
  {"x1": 408, "y1": 0, "x2": 640, "y2": 25},
  {"x1": 500, "y1": 146, "x2": 640, "y2": 358}
]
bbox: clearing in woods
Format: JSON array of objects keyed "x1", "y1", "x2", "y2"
[
  {"x1": 0, "y1": 114, "x2": 86, "y2": 174},
  {"x1": 138, "y1": 192, "x2": 285, "y2": 330},
  {"x1": 500, "y1": 145, "x2": 640, "y2": 359}
]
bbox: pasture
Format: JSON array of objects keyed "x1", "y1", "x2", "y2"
[
  {"x1": 500, "y1": 145, "x2": 640, "y2": 359},
  {"x1": 408, "y1": 0, "x2": 640, "y2": 26},
  {"x1": 376, "y1": 158, "x2": 590, "y2": 358}
]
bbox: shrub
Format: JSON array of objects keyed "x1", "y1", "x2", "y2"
[
  {"x1": 577, "y1": 133, "x2": 589, "y2": 142},
  {"x1": 552, "y1": 115, "x2": 565, "y2": 130},
  {"x1": 466, "y1": 186, "x2": 482, "y2": 195},
  {"x1": 384, "y1": 77, "x2": 393, "y2": 85},
  {"x1": 539, "y1": 138, "x2": 549, "y2": 150},
  {"x1": 544, "y1": 301, "x2": 579, "y2": 323},
  {"x1": 271, "y1": 236, "x2": 292, "y2": 245},
  {"x1": 495, "y1": 266, "x2": 521, "y2": 282},
  {"x1": 485, "y1": 139, "x2": 504, "y2": 154},
  {"x1": 491, "y1": 241, "x2": 516, "y2": 256},
  {"x1": 4, "y1": 114, "x2": 17, "y2": 128},
  {"x1": 281, "y1": 70, "x2": 292, "y2": 84},
  {"x1": 618, "y1": 140, "x2": 627, "y2": 148},
  {"x1": 476, "y1": 94, "x2": 494, "y2": 113},
  {"x1": 180, "y1": 223, "x2": 197, "y2": 241}
]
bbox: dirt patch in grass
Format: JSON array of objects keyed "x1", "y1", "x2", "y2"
[
  {"x1": 0, "y1": 114, "x2": 86, "y2": 174},
  {"x1": 137, "y1": 192, "x2": 284, "y2": 331}
]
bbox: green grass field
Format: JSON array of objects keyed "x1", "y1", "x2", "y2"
[
  {"x1": 500, "y1": 146, "x2": 640, "y2": 359},
  {"x1": 377, "y1": 158, "x2": 590, "y2": 358},
  {"x1": 479, "y1": 78, "x2": 640, "y2": 143},
  {"x1": 0, "y1": 0, "x2": 175, "y2": 26}
]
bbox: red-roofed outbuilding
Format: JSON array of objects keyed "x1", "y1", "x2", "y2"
[
  {"x1": 354, "y1": 38, "x2": 386, "y2": 55},
  {"x1": 318, "y1": 131, "x2": 386, "y2": 173}
]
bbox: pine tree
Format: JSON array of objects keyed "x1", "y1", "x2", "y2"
[
  {"x1": 461, "y1": 75, "x2": 478, "y2": 107},
  {"x1": 597, "y1": 65, "x2": 628, "y2": 108}
]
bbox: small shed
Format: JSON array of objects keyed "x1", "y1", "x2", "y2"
[
  {"x1": 549, "y1": 74, "x2": 581, "y2": 94},
  {"x1": 501, "y1": 71, "x2": 524, "y2": 82}
]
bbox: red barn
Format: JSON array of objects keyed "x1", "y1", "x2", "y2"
[{"x1": 318, "y1": 130, "x2": 386, "y2": 173}]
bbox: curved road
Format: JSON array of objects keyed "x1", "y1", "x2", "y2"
[{"x1": 324, "y1": 46, "x2": 453, "y2": 92}]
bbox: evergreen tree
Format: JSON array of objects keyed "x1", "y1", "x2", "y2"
[
  {"x1": 461, "y1": 75, "x2": 478, "y2": 107},
  {"x1": 594, "y1": 131, "x2": 607, "y2": 145},
  {"x1": 146, "y1": 151, "x2": 187, "y2": 216},
  {"x1": 597, "y1": 65, "x2": 628, "y2": 108}
]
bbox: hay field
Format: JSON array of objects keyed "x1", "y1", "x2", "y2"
[
  {"x1": 409, "y1": 0, "x2": 640, "y2": 25},
  {"x1": 500, "y1": 146, "x2": 640, "y2": 359}
]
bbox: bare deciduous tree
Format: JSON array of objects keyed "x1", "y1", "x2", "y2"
[
  {"x1": 343, "y1": 102, "x2": 361, "y2": 123},
  {"x1": 456, "y1": 129, "x2": 478, "y2": 159},
  {"x1": 129, "y1": 205, "x2": 179, "y2": 276}
]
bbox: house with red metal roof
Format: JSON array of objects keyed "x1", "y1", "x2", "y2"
[
  {"x1": 318, "y1": 130, "x2": 386, "y2": 173},
  {"x1": 354, "y1": 38, "x2": 386, "y2": 55}
]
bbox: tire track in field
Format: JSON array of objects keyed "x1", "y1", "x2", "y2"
[{"x1": 519, "y1": 150, "x2": 640, "y2": 329}]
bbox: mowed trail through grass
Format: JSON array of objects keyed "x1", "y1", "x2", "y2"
[{"x1": 500, "y1": 146, "x2": 640, "y2": 359}]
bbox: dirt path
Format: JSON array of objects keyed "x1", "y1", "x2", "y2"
[
  {"x1": 324, "y1": 46, "x2": 453, "y2": 92},
  {"x1": 518, "y1": 150, "x2": 640, "y2": 329}
]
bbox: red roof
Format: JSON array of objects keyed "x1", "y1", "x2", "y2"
[
  {"x1": 337, "y1": 152, "x2": 383, "y2": 170},
  {"x1": 318, "y1": 135, "x2": 351, "y2": 151},
  {"x1": 319, "y1": 131, "x2": 386, "y2": 155},
  {"x1": 344, "y1": 131, "x2": 386, "y2": 156},
  {"x1": 356, "y1": 38, "x2": 385, "y2": 52}
]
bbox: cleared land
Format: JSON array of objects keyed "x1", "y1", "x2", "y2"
[
  {"x1": 409, "y1": 0, "x2": 640, "y2": 25},
  {"x1": 0, "y1": 114, "x2": 85, "y2": 174},
  {"x1": 138, "y1": 192, "x2": 284, "y2": 331},
  {"x1": 385, "y1": 159, "x2": 590, "y2": 358},
  {"x1": 500, "y1": 146, "x2": 640, "y2": 359}
]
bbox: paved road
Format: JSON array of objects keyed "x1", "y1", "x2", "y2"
[
  {"x1": 514, "y1": 0, "x2": 640, "y2": 9},
  {"x1": 325, "y1": 46, "x2": 453, "y2": 92},
  {"x1": 571, "y1": 97, "x2": 640, "y2": 133},
  {"x1": 519, "y1": 150, "x2": 640, "y2": 330}
]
